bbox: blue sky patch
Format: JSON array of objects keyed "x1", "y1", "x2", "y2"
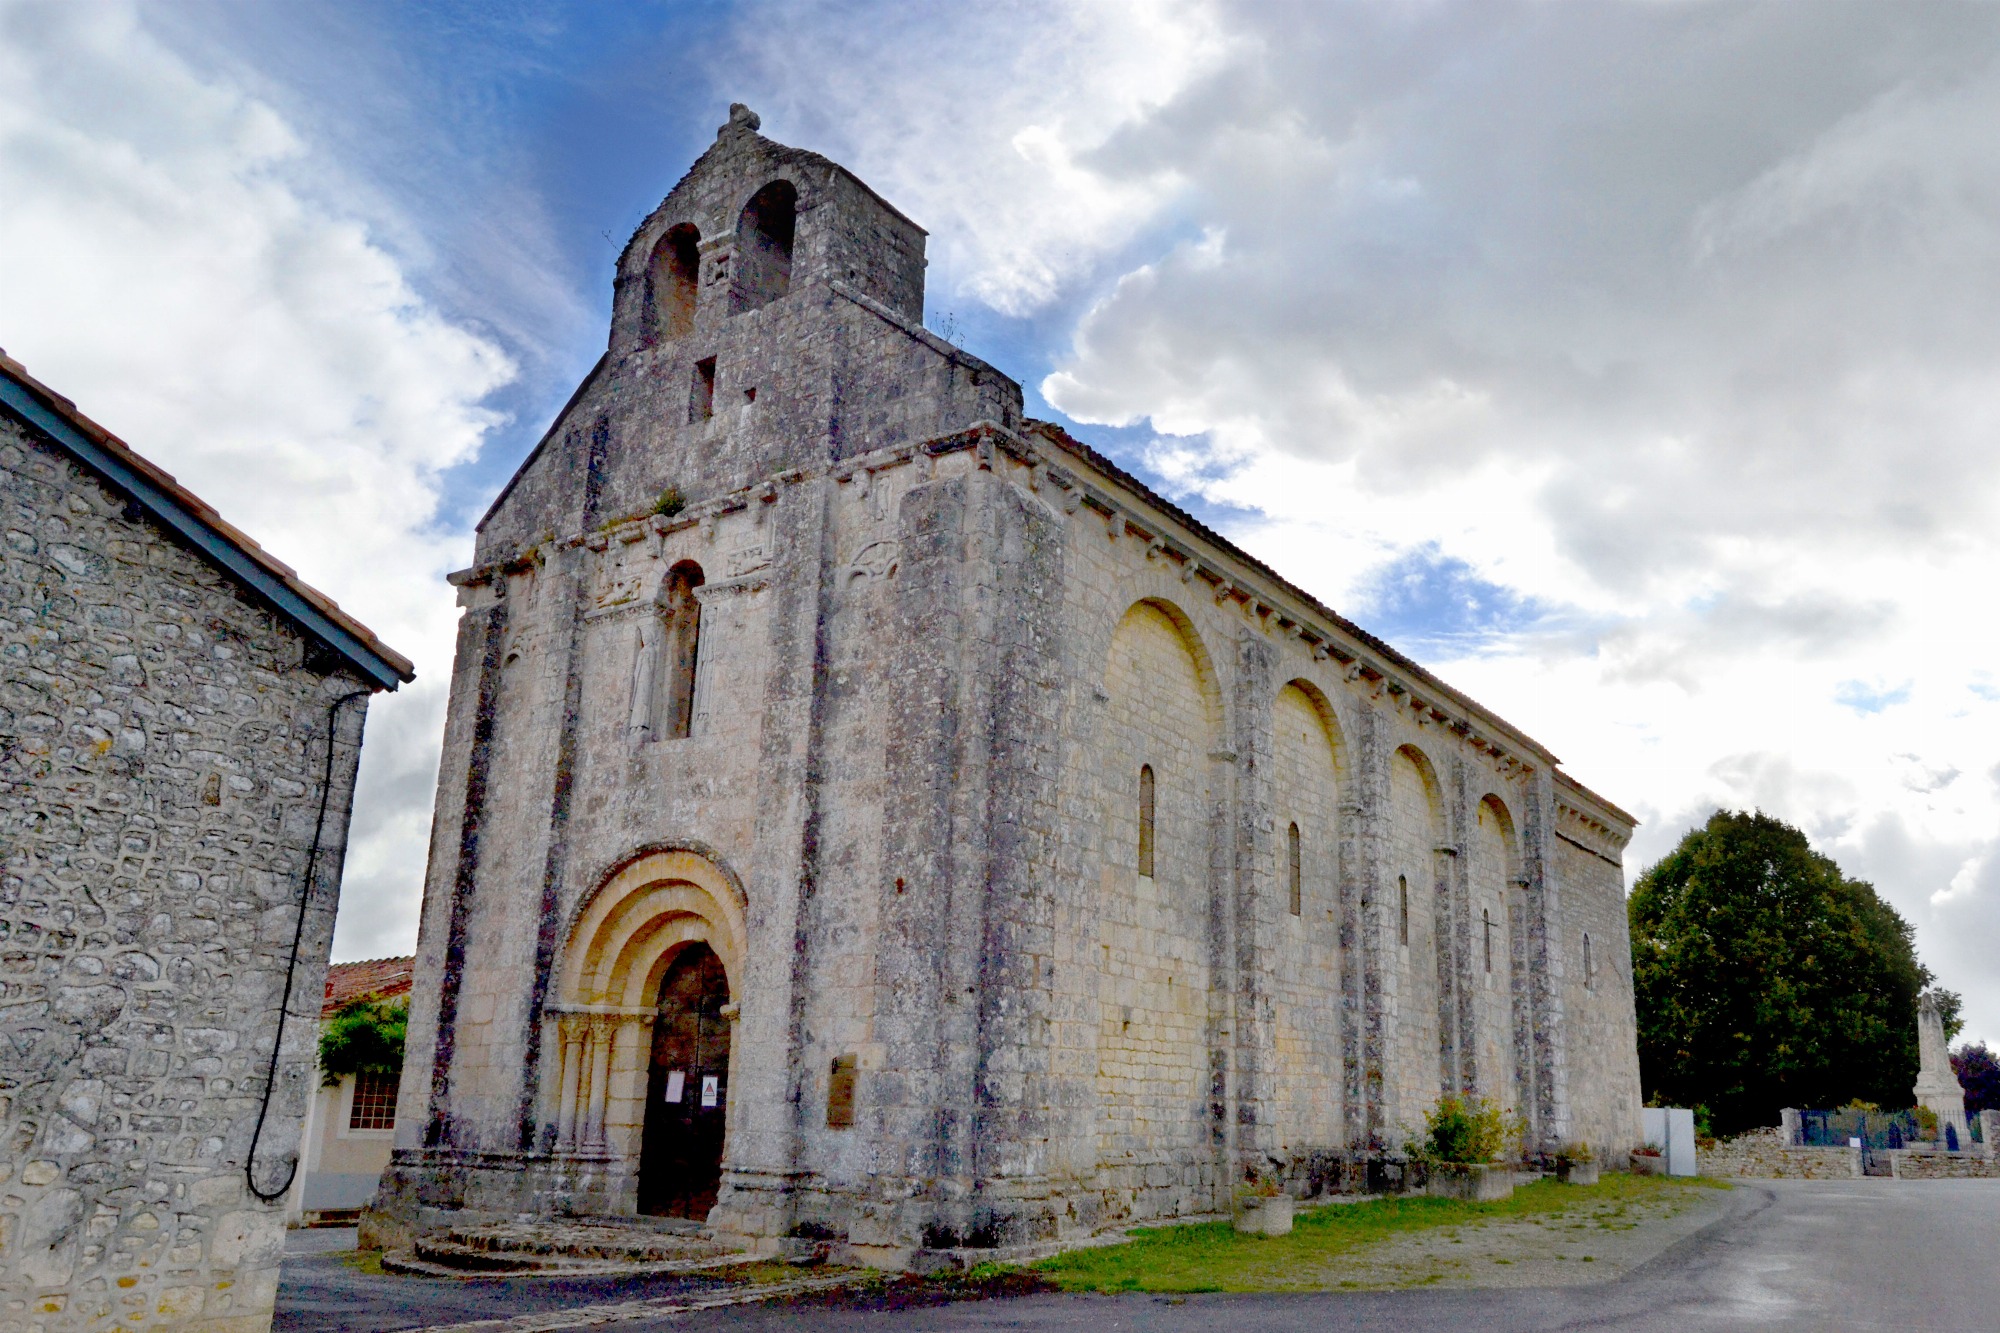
[
  {"x1": 1835, "y1": 679, "x2": 1913, "y2": 714},
  {"x1": 1349, "y1": 544, "x2": 1574, "y2": 657}
]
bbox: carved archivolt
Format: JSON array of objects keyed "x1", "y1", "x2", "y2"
[
  {"x1": 549, "y1": 849, "x2": 745, "y2": 1155},
  {"x1": 559, "y1": 848, "x2": 746, "y2": 1007}
]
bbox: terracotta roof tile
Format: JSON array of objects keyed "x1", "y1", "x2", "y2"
[{"x1": 323, "y1": 956, "x2": 415, "y2": 1016}]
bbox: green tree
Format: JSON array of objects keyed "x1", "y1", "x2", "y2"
[
  {"x1": 317, "y1": 996, "x2": 407, "y2": 1087},
  {"x1": 1953, "y1": 1042, "x2": 2000, "y2": 1115},
  {"x1": 1629, "y1": 810, "x2": 1934, "y2": 1135}
]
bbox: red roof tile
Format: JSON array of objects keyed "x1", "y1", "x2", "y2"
[{"x1": 324, "y1": 956, "x2": 415, "y2": 1016}]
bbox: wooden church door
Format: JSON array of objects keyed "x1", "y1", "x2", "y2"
[{"x1": 638, "y1": 943, "x2": 731, "y2": 1217}]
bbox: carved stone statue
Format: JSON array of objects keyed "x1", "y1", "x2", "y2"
[{"x1": 1914, "y1": 990, "x2": 1969, "y2": 1147}]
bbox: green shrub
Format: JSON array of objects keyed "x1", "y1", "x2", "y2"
[
  {"x1": 319, "y1": 997, "x2": 407, "y2": 1087},
  {"x1": 1410, "y1": 1094, "x2": 1521, "y2": 1165},
  {"x1": 653, "y1": 485, "x2": 687, "y2": 519}
]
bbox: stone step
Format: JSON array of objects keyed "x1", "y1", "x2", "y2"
[
  {"x1": 386, "y1": 1237, "x2": 752, "y2": 1282},
  {"x1": 411, "y1": 1237, "x2": 553, "y2": 1273},
  {"x1": 442, "y1": 1220, "x2": 732, "y2": 1264},
  {"x1": 563, "y1": 1212, "x2": 709, "y2": 1237}
]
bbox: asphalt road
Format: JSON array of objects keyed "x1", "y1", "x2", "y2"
[{"x1": 277, "y1": 1179, "x2": 1997, "y2": 1331}]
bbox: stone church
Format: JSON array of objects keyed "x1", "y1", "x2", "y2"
[{"x1": 373, "y1": 105, "x2": 1641, "y2": 1266}]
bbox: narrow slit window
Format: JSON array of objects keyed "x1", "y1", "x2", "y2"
[
  {"x1": 691, "y1": 356, "x2": 717, "y2": 421},
  {"x1": 1483, "y1": 908, "x2": 1495, "y2": 973},
  {"x1": 1398, "y1": 875, "x2": 1409, "y2": 946},
  {"x1": 1287, "y1": 822, "x2": 1302, "y2": 916},
  {"x1": 1583, "y1": 933, "x2": 1594, "y2": 990},
  {"x1": 1137, "y1": 764, "x2": 1155, "y2": 878},
  {"x1": 659, "y1": 561, "x2": 705, "y2": 739}
]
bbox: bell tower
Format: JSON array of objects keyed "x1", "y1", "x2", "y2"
[{"x1": 472, "y1": 103, "x2": 1015, "y2": 561}]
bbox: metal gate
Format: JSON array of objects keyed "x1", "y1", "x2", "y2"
[{"x1": 1797, "y1": 1108, "x2": 1925, "y2": 1175}]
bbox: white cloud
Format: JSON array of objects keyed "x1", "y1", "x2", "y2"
[
  {"x1": 729, "y1": 0, "x2": 1237, "y2": 316},
  {"x1": 931, "y1": 1, "x2": 2000, "y2": 1042},
  {"x1": 0, "y1": 0, "x2": 511, "y2": 960}
]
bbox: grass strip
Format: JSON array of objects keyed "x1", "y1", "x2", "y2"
[{"x1": 1031, "y1": 1173, "x2": 1728, "y2": 1293}]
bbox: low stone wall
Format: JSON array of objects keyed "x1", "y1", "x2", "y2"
[
  {"x1": 1703, "y1": 1128, "x2": 1861, "y2": 1179},
  {"x1": 1888, "y1": 1150, "x2": 2000, "y2": 1179}
]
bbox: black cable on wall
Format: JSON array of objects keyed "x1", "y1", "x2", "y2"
[{"x1": 246, "y1": 687, "x2": 369, "y2": 1203}]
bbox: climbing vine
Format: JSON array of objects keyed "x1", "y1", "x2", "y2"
[{"x1": 318, "y1": 996, "x2": 407, "y2": 1086}]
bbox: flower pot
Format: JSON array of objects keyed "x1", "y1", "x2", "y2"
[
  {"x1": 1556, "y1": 1158, "x2": 1599, "y2": 1186},
  {"x1": 1629, "y1": 1152, "x2": 1665, "y2": 1176},
  {"x1": 1427, "y1": 1163, "x2": 1514, "y2": 1202},
  {"x1": 1231, "y1": 1195, "x2": 1294, "y2": 1236}
]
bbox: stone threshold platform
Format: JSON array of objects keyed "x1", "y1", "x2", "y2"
[{"x1": 382, "y1": 1218, "x2": 757, "y2": 1279}]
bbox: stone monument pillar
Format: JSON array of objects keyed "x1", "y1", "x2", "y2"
[{"x1": 1913, "y1": 991, "x2": 1969, "y2": 1148}]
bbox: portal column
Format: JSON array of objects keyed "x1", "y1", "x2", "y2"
[
  {"x1": 556, "y1": 1019, "x2": 584, "y2": 1149},
  {"x1": 585, "y1": 1019, "x2": 614, "y2": 1148}
]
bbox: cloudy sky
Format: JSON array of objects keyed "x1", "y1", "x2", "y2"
[{"x1": 4, "y1": 1, "x2": 1998, "y2": 1044}]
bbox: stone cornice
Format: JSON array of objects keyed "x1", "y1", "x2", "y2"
[{"x1": 446, "y1": 416, "x2": 1611, "y2": 801}]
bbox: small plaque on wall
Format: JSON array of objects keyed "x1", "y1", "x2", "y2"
[
  {"x1": 826, "y1": 1053, "x2": 858, "y2": 1129},
  {"x1": 665, "y1": 1070, "x2": 685, "y2": 1103}
]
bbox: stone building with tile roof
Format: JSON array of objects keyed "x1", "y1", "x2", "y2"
[{"x1": 0, "y1": 354, "x2": 409, "y2": 1330}]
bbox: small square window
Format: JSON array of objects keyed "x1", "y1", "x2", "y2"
[{"x1": 348, "y1": 1070, "x2": 398, "y2": 1131}]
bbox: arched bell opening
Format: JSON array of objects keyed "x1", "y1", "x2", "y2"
[
  {"x1": 645, "y1": 223, "x2": 701, "y2": 342},
  {"x1": 730, "y1": 179, "x2": 797, "y2": 313}
]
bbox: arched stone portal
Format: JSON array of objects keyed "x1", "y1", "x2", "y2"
[{"x1": 549, "y1": 848, "x2": 746, "y2": 1218}]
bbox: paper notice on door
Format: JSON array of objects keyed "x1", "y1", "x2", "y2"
[
  {"x1": 665, "y1": 1071, "x2": 685, "y2": 1103},
  {"x1": 701, "y1": 1075, "x2": 719, "y2": 1108}
]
